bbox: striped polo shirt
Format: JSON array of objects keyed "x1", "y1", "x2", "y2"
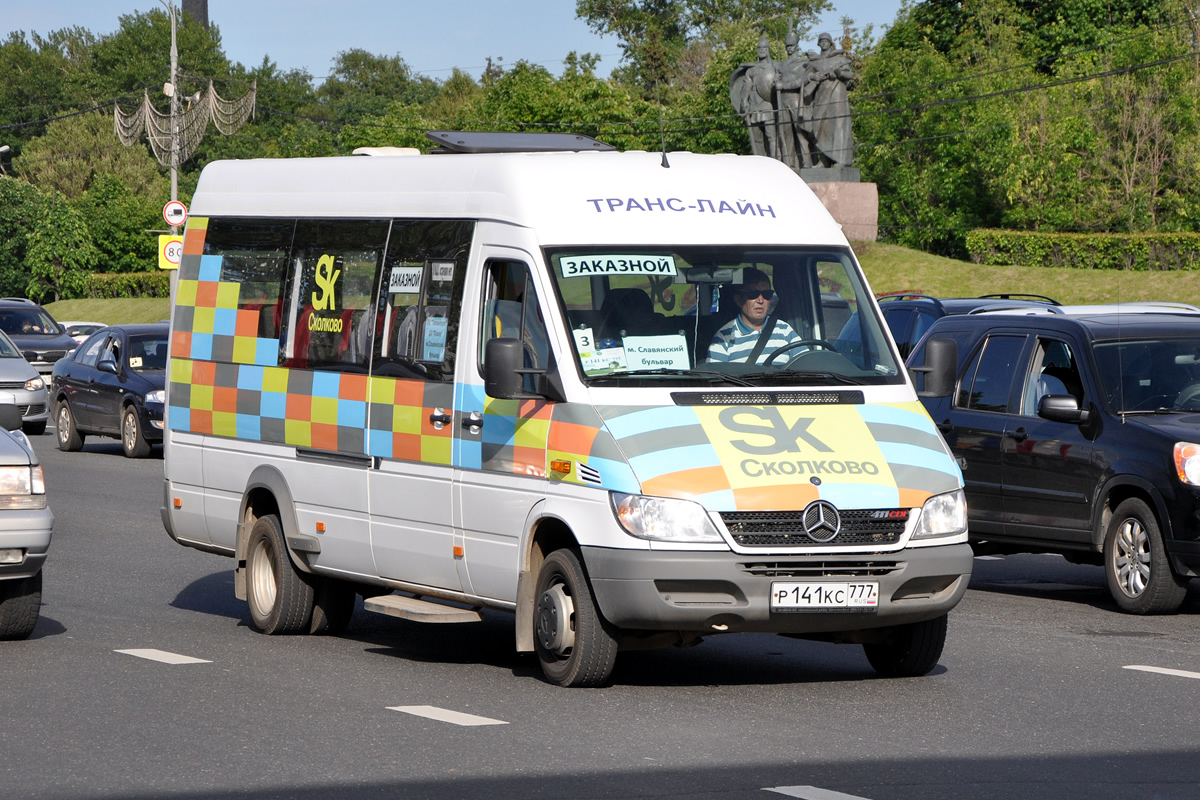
[{"x1": 707, "y1": 316, "x2": 803, "y2": 364}]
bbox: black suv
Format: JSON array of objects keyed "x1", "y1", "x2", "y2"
[
  {"x1": 879, "y1": 293, "x2": 1059, "y2": 359},
  {"x1": 0, "y1": 299, "x2": 77, "y2": 374},
  {"x1": 909, "y1": 303, "x2": 1200, "y2": 614}
]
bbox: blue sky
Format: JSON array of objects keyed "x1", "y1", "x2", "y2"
[{"x1": 8, "y1": 2, "x2": 903, "y2": 83}]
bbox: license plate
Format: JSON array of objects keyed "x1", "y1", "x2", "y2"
[{"x1": 771, "y1": 582, "x2": 878, "y2": 610}]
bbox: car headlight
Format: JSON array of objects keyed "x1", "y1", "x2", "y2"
[
  {"x1": 1175, "y1": 443, "x2": 1200, "y2": 485},
  {"x1": 912, "y1": 489, "x2": 967, "y2": 539},
  {"x1": 24, "y1": 376, "x2": 43, "y2": 392},
  {"x1": 145, "y1": 390, "x2": 165, "y2": 404},
  {"x1": 611, "y1": 492, "x2": 724, "y2": 543},
  {"x1": 0, "y1": 465, "x2": 46, "y2": 509}
]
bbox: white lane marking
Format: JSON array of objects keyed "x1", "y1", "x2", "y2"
[
  {"x1": 765, "y1": 787, "x2": 873, "y2": 799},
  {"x1": 1124, "y1": 664, "x2": 1200, "y2": 680},
  {"x1": 387, "y1": 705, "x2": 507, "y2": 727},
  {"x1": 115, "y1": 648, "x2": 211, "y2": 665}
]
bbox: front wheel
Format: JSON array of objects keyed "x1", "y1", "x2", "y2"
[
  {"x1": 56, "y1": 402, "x2": 84, "y2": 451},
  {"x1": 533, "y1": 549, "x2": 618, "y2": 687},
  {"x1": 863, "y1": 614, "x2": 948, "y2": 677},
  {"x1": 0, "y1": 571, "x2": 42, "y2": 640},
  {"x1": 122, "y1": 407, "x2": 151, "y2": 458},
  {"x1": 1104, "y1": 498, "x2": 1187, "y2": 614},
  {"x1": 245, "y1": 514, "x2": 314, "y2": 634}
]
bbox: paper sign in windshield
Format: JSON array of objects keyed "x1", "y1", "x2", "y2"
[
  {"x1": 389, "y1": 266, "x2": 424, "y2": 294},
  {"x1": 422, "y1": 316, "x2": 448, "y2": 361},
  {"x1": 559, "y1": 255, "x2": 677, "y2": 278},
  {"x1": 622, "y1": 334, "x2": 689, "y2": 370}
]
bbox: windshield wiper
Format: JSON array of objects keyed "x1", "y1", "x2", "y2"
[
  {"x1": 738, "y1": 370, "x2": 867, "y2": 386},
  {"x1": 589, "y1": 368, "x2": 755, "y2": 386}
]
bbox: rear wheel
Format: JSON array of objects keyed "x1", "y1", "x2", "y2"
[
  {"x1": 122, "y1": 407, "x2": 151, "y2": 458},
  {"x1": 533, "y1": 549, "x2": 618, "y2": 687},
  {"x1": 56, "y1": 402, "x2": 84, "y2": 451},
  {"x1": 1104, "y1": 498, "x2": 1187, "y2": 614},
  {"x1": 863, "y1": 614, "x2": 948, "y2": 677},
  {"x1": 0, "y1": 571, "x2": 42, "y2": 640},
  {"x1": 245, "y1": 514, "x2": 314, "y2": 634}
]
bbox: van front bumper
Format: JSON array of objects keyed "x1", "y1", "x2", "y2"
[
  {"x1": 583, "y1": 543, "x2": 973, "y2": 635},
  {"x1": 0, "y1": 506, "x2": 54, "y2": 580}
]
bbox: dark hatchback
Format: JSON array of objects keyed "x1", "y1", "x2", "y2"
[
  {"x1": 909, "y1": 305, "x2": 1200, "y2": 614},
  {"x1": 49, "y1": 323, "x2": 168, "y2": 458},
  {"x1": 879, "y1": 293, "x2": 1059, "y2": 359},
  {"x1": 0, "y1": 299, "x2": 79, "y2": 374}
]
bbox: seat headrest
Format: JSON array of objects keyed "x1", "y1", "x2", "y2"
[{"x1": 600, "y1": 288, "x2": 653, "y2": 316}]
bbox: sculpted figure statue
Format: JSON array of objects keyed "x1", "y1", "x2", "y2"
[
  {"x1": 729, "y1": 34, "x2": 780, "y2": 159},
  {"x1": 804, "y1": 32, "x2": 855, "y2": 167},
  {"x1": 776, "y1": 29, "x2": 812, "y2": 171}
]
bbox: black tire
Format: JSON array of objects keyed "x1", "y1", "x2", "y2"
[
  {"x1": 863, "y1": 614, "x2": 948, "y2": 677},
  {"x1": 245, "y1": 514, "x2": 314, "y2": 634},
  {"x1": 56, "y1": 401, "x2": 84, "y2": 451},
  {"x1": 310, "y1": 577, "x2": 356, "y2": 635},
  {"x1": 0, "y1": 571, "x2": 42, "y2": 641},
  {"x1": 533, "y1": 548, "x2": 618, "y2": 687},
  {"x1": 22, "y1": 420, "x2": 46, "y2": 436},
  {"x1": 121, "y1": 406, "x2": 151, "y2": 458},
  {"x1": 1104, "y1": 497, "x2": 1187, "y2": 614}
]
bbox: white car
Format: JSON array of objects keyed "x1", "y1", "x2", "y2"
[
  {"x1": 59, "y1": 321, "x2": 107, "y2": 346},
  {"x1": 0, "y1": 403, "x2": 52, "y2": 640}
]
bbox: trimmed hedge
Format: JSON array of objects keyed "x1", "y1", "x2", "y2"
[
  {"x1": 965, "y1": 230, "x2": 1200, "y2": 271},
  {"x1": 84, "y1": 271, "x2": 171, "y2": 298}
]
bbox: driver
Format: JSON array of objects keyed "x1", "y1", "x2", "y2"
[{"x1": 707, "y1": 269, "x2": 803, "y2": 364}]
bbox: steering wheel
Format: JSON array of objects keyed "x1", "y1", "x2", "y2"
[
  {"x1": 1175, "y1": 382, "x2": 1200, "y2": 410},
  {"x1": 762, "y1": 339, "x2": 836, "y2": 367}
]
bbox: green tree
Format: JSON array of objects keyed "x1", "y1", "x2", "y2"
[
  {"x1": 73, "y1": 175, "x2": 159, "y2": 273},
  {"x1": 25, "y1": 191, "x2": 98, "y2": 302},
  {"x1": 17, "y1": 111, "x2": 163, "y2": 202},
  {"x1": 0, "y1": 178, "x2": 47, "y2": 298}
]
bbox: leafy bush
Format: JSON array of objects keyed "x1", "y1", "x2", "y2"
[
  {"x1": 84, "y1": 271, "x2": 171, "y2": 298},
  {"x1": 966, "y1": 230, "x2": 1200, "y2": 271}
]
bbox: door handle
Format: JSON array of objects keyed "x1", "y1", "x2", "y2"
[
  {"x1": 936, "y1": 419, "x2": 953, "y2": 434},
  {"x1": 429, "y1": 408, "x2": 452, "y2": 429},
  {"x1": 1010, "y1": 427, "x2": 1028, "y2": 442},
  {"x1": 461, "y1": 410, "x2": 483, "y2": 433}
]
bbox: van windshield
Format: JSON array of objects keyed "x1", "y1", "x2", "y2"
[{"x1": 545, "y1": 246, "x2": 901, "y2": 386}]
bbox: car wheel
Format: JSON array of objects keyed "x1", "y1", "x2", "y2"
[
  {"x1": 122, "y1": 407, "x2": 151, "y2": 458},
  {"x1": 533, "y1": 548, "x2": 618, "y2": 687},
  {"x1": 1104, "y1": 497, "x2": 1187, "y2": 614},
  {"x1": 310, "y1": 576, "x2": 357, "y2": 635},
  {"x1": 0, "y1": 571, "x2": 42, "y2": 640},
  {"x1": 863, "y1": 614, "x2": 948, "y2": 677},
  {"x1": 245, "y1": 514, "x2": 314, "y2": 634},
  {"x1": 56, "y1": 402, "x2": 84, "y2": 451},
  {"x1": 22, "y1": 421, "x2": 45, "y2": 436}
]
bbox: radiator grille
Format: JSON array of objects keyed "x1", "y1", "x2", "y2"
[{"x1": 721, "y1": 508, "x2": 908, "y2": 547}]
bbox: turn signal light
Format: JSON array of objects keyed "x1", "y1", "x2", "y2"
[{"x1": 550, "y1": 460, "x2": 572, "y2": 474}]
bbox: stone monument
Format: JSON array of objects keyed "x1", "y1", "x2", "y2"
[{"x1": 730, "y1": 30, "x2": 877, "y2": 240}]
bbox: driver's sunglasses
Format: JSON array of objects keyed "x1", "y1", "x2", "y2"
[{"x1": 740, "y1": 289, "x2": 772, "y2": 300}]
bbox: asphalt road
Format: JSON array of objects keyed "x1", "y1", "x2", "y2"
[{"x1": 6, "y1": 431, "x2": 1200, "y2": 800}]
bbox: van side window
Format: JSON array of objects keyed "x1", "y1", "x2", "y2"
[
  {"x1": 480, "y1": 261, "x2": 549, "y2": 390},
  {"x1": 957, "y1": 334, "x2": 1025, "y2": 413},
  {"x1": 282, "y1": 220, "x2": 389, "y2": 372},
  {"x1": 372, "y1": 220, "x2": 472, "y2": 382},
  {"x1": 201, "y1": 219, "x2": 295, "y2": 344}
]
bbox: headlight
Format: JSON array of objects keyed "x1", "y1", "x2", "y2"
[
  {"x1": 1175, "y1": 443, "x2": 1200, "y2": 485},
  {"x1": 0, "y1": 465, "x2": 46, "y2": 509},
  {"x1": 611, "y1": 492, "x2": 724, "y2": 543},
  {"x1": 24, "y1": 376, "x2": 43, "y2": 392},
  {"x1": 912, "y1": 489, "x2": 967, "y2": 539},
  {"x1": 145, "y1": 390, "x2": 166, "y2": 404}
]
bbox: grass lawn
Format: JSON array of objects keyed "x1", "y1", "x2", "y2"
[{"x1": 41, "y1": 243, "x2": 1200, "y2": 326}]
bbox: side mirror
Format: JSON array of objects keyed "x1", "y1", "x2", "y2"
[
  {"x1": 484, "y1": 338, "x2": 525, "y2": 399},
  {"x1": 912, "y1": 337, "x2": 958, "y2": 398},
  {"x1": 1039, "y1": 394, "x2": 1090, "y2": 425},
  {"x1": 22, "y1": 351, "x2": 37, "y2": 364},
  {"x1": 98, "y1": 355, "x2": 118, "y2": 375},
  {"x1": 0, "y1": 403, "x2": 21, "y2": 432}
]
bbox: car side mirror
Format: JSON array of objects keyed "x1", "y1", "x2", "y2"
[
  {"x1": 1038, "y1": 394, "x2": 1090, "y2": 425},
  {"x1": 484, "y1": 338, "x2": 562, "y2": 401},
  {"x1": 0, "y1": 402, "x2": 21, "y2": 432},
  {"x1": 22, "y1": 351, "x2": 37, "y2": 364},
  {"x1": 98, "y1": 355, "x2": 119, "y2": 375},
  {"x1": 911, "y1": 337, "x2": 957, "y2": 398}
]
